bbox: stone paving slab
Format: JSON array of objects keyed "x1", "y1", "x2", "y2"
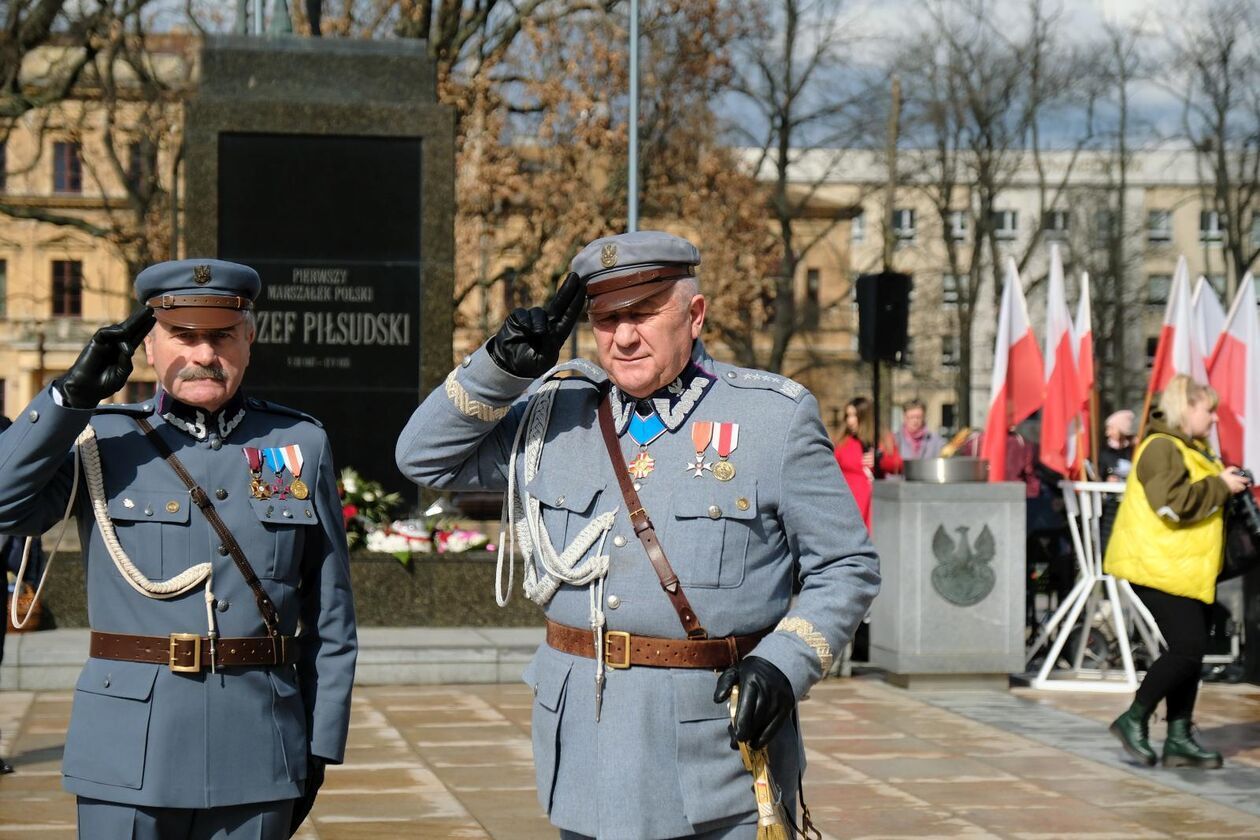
[{"x1": 3, "y1": 677, "x2": 1259, "y2": 838}]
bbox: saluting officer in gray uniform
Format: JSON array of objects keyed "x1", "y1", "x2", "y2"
[
  {"x1": 0, "y1": 260, "x2": 357, "y2": 839},
  {"x1": 397, "y1": 232, "x2": 879, "y2": 839}
]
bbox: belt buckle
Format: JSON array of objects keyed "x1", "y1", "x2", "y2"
[
  {"x1": 168, "y1": 633, "x2": 201, "y2": 673},
  {"x1": 604, "y1": 630, "x2": 631, "y2": 670}
]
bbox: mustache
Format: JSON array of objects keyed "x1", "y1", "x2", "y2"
[{"x1": 176, "y1": 365, "x2": 228, "y2": 382}]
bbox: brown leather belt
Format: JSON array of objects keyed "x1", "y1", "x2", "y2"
[
  {"x1": 90, "y1": 630, "x2": 300, "y2": 674},
  {"x1": 546, "y1": 620, "x2": 770, "y2": 670}
]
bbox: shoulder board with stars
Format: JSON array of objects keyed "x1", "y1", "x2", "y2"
[
  {"x1": 92, "y1": 401, "x2": 155, "y2": 417},
  {"x1": 717, "y1": 367, "x2": 808, "y2": 402},
  {"x1": 545, "y1": 357, "x2": 608, "y2": 384},
  {"x1": 245, "y1": 397, "x2": 324, "y2": 428}
]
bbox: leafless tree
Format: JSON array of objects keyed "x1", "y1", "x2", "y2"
[
  {"x1": 1165, "y1": 0, "x2": 1260, "y2": 295},
  {"x1": 896, "y1": 0, "x2": 1094, "y2": 423}
]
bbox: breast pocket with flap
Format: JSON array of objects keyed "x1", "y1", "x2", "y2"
[
  {"x1": 107, "y1": 489, "x2": 191, "y2": 580},
  {"x1": 248, "y1": 497, "x2": 320, "y2": 581},
  {"x1": 665, "y1": 480, "x2": 758, "y2": 589},
  {"x1": 524, "y1": 472, "x2": 607, "y2": 552}
]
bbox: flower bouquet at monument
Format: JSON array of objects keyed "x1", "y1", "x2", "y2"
[{"x1": 338, "y1": 467, "x2": 403, "y2": 548}]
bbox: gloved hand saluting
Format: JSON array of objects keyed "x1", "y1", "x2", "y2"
[
  {"x1": 57, "y1": 307, "x2": 156, "y2": 409},
  {"x1": 714, "y1": 656, "x2": 794, "y2": 750},
  {"x1": 487, "y1": 272, "x2": 586, "y2": 379}
]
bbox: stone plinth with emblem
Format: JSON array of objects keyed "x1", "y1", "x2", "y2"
[
  {"x1": 184, "y1": 35, "x2": 454, "y2": 498},
  {"x1": 868, "y1": 480, "x2": 1025, "y2": 689}
]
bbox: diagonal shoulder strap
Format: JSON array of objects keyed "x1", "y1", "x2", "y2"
[
  {"x1": 135, "y1": 417, "x2": 280, "y2": 637},
  {"x1": 596, "y1": 393, "x2": 708, "y2": 640}
]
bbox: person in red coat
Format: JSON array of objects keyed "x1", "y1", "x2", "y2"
[{"x1": 834, "y1": 397, "x2": 901, "y2": 531}]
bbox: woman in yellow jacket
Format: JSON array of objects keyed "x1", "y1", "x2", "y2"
[{"x1": 1105, "y1": 376, "x2": 1252, "y2": 768}]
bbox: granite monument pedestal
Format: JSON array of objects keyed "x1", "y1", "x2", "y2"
[{"x1": 869, "y1": 480, "x2": 1026, "y2": 689}]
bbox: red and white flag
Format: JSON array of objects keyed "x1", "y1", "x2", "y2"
[
  {"x1": 982, "y1": 258, "x2": 1044, "y2": 482},
  {"x1": 1147, "y1": 256, "x2": 1207, "y2": 400},
  {"x1": 1208, "y1": 272, "x2": 1260, "y2": 476},
  {"x1": 1073, "y1": 271, "x2": 1094, "y2": 475},
  {"x1": 1040, "y1": 245, "x2": 1082, "y2": 477},
  {"x1": 1192, "y1": 275, "x2": 1227, "y2": 359}
]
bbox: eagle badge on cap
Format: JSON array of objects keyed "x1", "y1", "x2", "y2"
[
  {"x1": 193, "y1": 264, "x2": 212, "y2": 285},
  {"x1": 600, "y1": 243, "x2": 618, "y2": 268}
]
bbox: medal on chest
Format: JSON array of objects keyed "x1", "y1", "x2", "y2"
[
  {"x1": 711, "y1": 422, "x2": 739, "y2": 481},
  {"x1": 243, "y1": 447, "x2": 272, "y2": 500},
  {"x1": 626, "y1": 409, "x2": 666, "y2": 481},
  {"x1": 280, "y1": 444, "x2": 309, "y2": 499},
  {"x1": 686, "y1": 421, "x2": 714, "y2": 477}
]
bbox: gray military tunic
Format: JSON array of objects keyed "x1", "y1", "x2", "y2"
[
  {"x1": 397, "y1": 340, "x2": 879, "y2": 839},
  {"x1": 0, "y1": 386, "x2": 357, "y2": 808}
]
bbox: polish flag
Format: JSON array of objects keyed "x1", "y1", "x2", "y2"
[
  {"x1": 1073, "y1": 271, "x2": 1094, "y2": 475},
  {"x1": 1040, "y1": 245, "x2": 1082, "y2": 477},
  {"x1": 982, "y1": 259, "x2": 1044, "y2": 482},
  {"x1": 1208, "y1": 272, "x2": 1260, "y2": 476},
  {"x1": 1192, "y1": 276, "x2": 1226, "y2": 359},
  {"x1": 1147, "y1": 256, "x2": 1207, "y2": 399}
]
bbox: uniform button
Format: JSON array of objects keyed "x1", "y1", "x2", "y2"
[
  {"x1": 555, "y1": 496, "x2": 565, "y2": 506},
  {"x1": 632, "y1": 482, "x2": 642, "y2": 492},
  {"x1": 613, "y1": 535, "x2": 627, "y2": 547},
  {"x1": 210, "y1": 437, "x2": 222, "y2": 450},
  {"x1": 725, "y1": 371, "x2": 737, "y2": 380},
  {"x1": 217, "y1": 599, "x2": 230, "y2": 613},
  {"x1": 708, "y1": 505, "x2": 722, "y2": 519},
  {"x1": 282, "y1": 509, "x2": 293, "y2": 519},
  {"x1": 103, "y1": 676, "x2": 111, "y2": 688},
  {"x1": 736, "y1": 497, "x2": 750, "y2": 511},
  {"x1": 144, "y1": 507, "x2": 154, "y2": 517},
  {"x1": 215, "y1": 488, "x2": 228, "y2": 500},
  {"x1": 606, "y1": 594, "x2": 621, "y2": 609},
  {"x1": 217, "y1": 544, "x2": 228, "y2": 556},
  {"x1": 141, "y1": 404, "x2": 152, "y2": 413},
  {"x1": 27, "y1": 410, "x2": 38, "y2": 422},
  {"x1": 462, "y1": 355, "x2": 473, "y2": 368}
]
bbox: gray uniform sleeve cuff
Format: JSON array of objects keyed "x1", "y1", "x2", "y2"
[
  {"x1": 445, "y1": 344, "x2": 536, "y2": 419},
  {"x1": 749, "y1": 627, "x2": 826, "y2": 702}
]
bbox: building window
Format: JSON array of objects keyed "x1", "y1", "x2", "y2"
[
  {"x1": 850, "y1": 212, "x2": 866, "y2": 243},
  {"x1": 1043, "y1": 210, "x2": 1069, "y2": 239},
  {"x1": 1094, "y1": 209, "x2": 1115, "y2": 247},
  {"x1": 1147, "y1": 210, "x2": 1172, "y2": 244},
  {"x1": 51, "y1": 260, "x2": 83, "y2": 316},
  {"x1": 1147, "y1": 274, "x2": 1171, "y2": 306},
  {"x1": 53, "y1": 142, "x2": 83, "y2": 194},
  {"x1": 942, "y1": 334, "x2": 959, "y2": 368},
  {"x1": 1145, "y1": 336, "x2": 1159, "y2": 369},
  {"x1": 802, "y1": 267, "x2": 821, "y2": 330},
  {"x1": 948, "y1": 210, "x2": 968, "y2": 242},
  {"x1": 941, "y1": 403, "x2": 956, "y2": 431},
  {"x1": 892, "y1": 208, "x2": 916, "y2": 241},
  {"x1": 942, "y1": 273, "x2": 962, "y2": 307},
  {"x1": 127, "y1": 140, "x2": 156, "y2": 194},
  {"x1": 1251, "y1": 213, "x2": 1260, "y2": 247},
  {"x1": 991, "y1": 209, "x2": 1018, "y2": 241},
  {"x1": 0, "y1": 259, "x2": 6, "y2": 318},
  {"x1": 1200, "y1": 210, "x2": 1224, "y2": 244}
]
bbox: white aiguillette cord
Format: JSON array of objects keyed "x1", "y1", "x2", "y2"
[{"x1": 10, "y1": 425, "x2": 218, "y2": 646}]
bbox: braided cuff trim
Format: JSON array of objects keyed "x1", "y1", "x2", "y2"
[
  {"x1": 774, "y1": 616, "x2": 833, "y2": 673},
  {"x1": 445, "y1": 370, "x2": 511, "y2": 421}
]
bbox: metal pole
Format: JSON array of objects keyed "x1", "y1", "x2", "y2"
[
  {"x1": 628, "y1": 0, "x2": 639, "y2": 232},
  {"x1": 253, "y1": 0, "x2": 264, "y2": 34}
]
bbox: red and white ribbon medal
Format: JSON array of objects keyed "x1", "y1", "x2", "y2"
[
  {"x1": 282, "y1": 444, "x2": 308, "y2": 500},
  {"x1": 686, "y1": 421, "x2": 714, "y2": 477},
  {"x1": 710, "y1": 422, "x2": 739, "y2": 481}
]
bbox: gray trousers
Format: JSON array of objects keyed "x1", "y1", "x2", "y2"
[{"x1": 76, "y1": 797, "x2": 294, "y2": 840}]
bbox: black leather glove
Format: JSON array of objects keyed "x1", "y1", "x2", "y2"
[
  {"x1": 57, "y1": 307, "x2": 156, "y2": 409},
  {"x1": 288, "y1": 754, "x2": 326, "y2": 836},
  {"x1": 486, "y1": 272, "x2": 586, "y2": 378},
  {"x1": 714, "y1": 655, "x2": 794, "y2": 750}
]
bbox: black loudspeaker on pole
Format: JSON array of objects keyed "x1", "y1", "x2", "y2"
[{"x1": 857, "y1": 272, "x2": 912, "y2": 459}]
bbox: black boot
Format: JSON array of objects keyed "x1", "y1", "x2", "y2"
[
  {"x1": 1162, "y1": 718, "x2": 1222, "y2": 768},
  {"x1": 1109, "y1": 700, "x2": 1157, "y2": 766}
]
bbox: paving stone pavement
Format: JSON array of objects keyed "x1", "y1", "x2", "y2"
[{"x1": 2, "y1": 677, "x2": 1259, "y2": 838}]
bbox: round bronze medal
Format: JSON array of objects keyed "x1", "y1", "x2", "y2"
[
  {"x1": 712, "y1": 460, "x2": 736, "y2": 482},
  {"x1": 289, "y1": 479, "x2": 310, "y2": 500}
]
